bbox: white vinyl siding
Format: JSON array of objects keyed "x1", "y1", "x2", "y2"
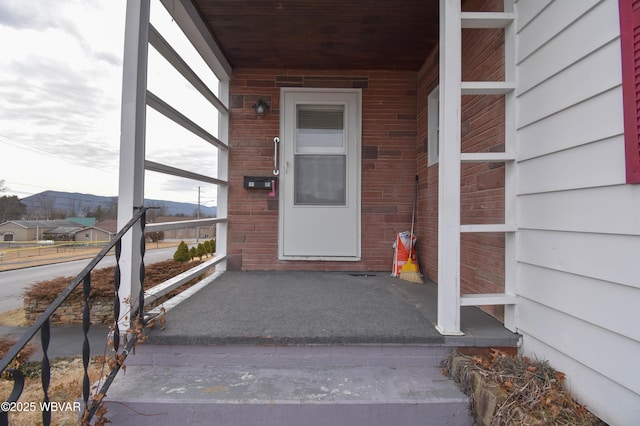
[
  {"x1": 517, "y1": 87, "x2": 623, "y2": 161},
  {"x1": 520, "y1": 330, "x2": 640, "y2": 422},
  {"x1": 519, "y1": 185, "x2": 640, "y2": 235},
  {"x1": 514, "y1": 0, "x2": 640, "y2": 424},
  {"x1": 518, "y1": 263, "x2": 640, "y2": 342},
  {"x1": 517, "y1": 39, "x2": 622, "y2": 127},
  {"x1": 519, "y1": 297, "x2": 640, "y2": 395},
  {"x1": 518, "y1": 136, "x2": 626, "y2": 193},
  {"x1": 519, "y1": 230, "x2": 639, "y2": 289}
]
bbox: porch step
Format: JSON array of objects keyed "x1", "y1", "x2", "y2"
[{"x1": 102, "y1": 344, "x2": 471, "y2": 425}]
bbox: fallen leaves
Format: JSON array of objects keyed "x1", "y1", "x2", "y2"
[{"x1": 444, "y1": 349, "x2": 606, "y2": 425}]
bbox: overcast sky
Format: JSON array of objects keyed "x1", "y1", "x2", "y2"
[{"x1": 0, "y1": 0, "x2": 219, "y2": 207}]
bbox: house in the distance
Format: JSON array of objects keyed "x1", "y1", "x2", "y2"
[
  {"x1": 0, "y1": 219, "x2": 86, "y2": 242},
  {"x1": 146, "y1": 216, "x2": 214, "y2": 241},
  {"x1": 66, "y1": 225, "x2": 114, "y2": 243},
  {"x1": 0, "y1": 218, "x2": 113, "y2": 242}
]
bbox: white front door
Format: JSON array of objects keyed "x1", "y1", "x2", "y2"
[{"x1": 279, "y1": 88, "x2": 361, "y2": 260}]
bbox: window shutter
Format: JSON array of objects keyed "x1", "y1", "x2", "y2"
[{"x1": 619, "y1": 0, "x2": 640, "y2": 183}]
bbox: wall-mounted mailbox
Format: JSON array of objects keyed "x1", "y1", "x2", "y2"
[{"x1": 244, "y1": 176, "x2": 275, "y2": 189}]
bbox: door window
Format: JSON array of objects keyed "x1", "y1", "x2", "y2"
[{"x1": 294, "y1": 105, "x2": 347, "y2": 206}]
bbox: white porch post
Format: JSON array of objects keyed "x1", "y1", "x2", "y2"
[
  {"x1": 437, "y1": 0, "x2": 463, "y2": 335},
  {"x1": 117, "y1": 0, "x2": 149, "y2": 331},
  {"x1": 216, "y1": 79, "x2": 229, "y2": 272},
  {"x1": 503, "y1": 0, "x2": 517, "y2": 332}
]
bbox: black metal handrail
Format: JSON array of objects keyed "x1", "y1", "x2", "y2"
[{"x1": 0, "y1": 207, "x2": 150, "y2": 425}]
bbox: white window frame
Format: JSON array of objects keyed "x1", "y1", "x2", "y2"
[{"x1": 428, "y1": 85, "x2": 440, "y2": 166}]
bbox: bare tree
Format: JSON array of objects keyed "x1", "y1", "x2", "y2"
[
  {"x1": 65, "y1": 197, "x2": 80, "y2": 217},
  {"x1": 145, "y1": 202, "x2": 166, "y2": 221},
  {"x1": 106, "y1": 197, "x2": 118, "y2": 219},
  {"x1": 34, "y1": 193, "x2": 57, "y2": 220}
]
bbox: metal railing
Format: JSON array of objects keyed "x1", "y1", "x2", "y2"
[{"x1": 0, "y1": 207, "x2": 150, "y2": 425}]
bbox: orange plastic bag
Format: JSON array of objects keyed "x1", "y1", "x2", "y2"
[{"x1": 392, "y1": 231, "x2": 418, "y2": 277}]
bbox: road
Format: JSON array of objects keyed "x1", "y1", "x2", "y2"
[{"x1": 0, "y1": 246, "x2": 177, "y2": 313}]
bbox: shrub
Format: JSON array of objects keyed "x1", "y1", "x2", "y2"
[
  {"x1": 196, "y1": 243, "x2": 206, "y2": 259},
  {"x1": 189, "y1": 246, "x2": 197, "y2": 261},
  {"x1": 173, "y1": 241, "x2": 190, "y2": 262}
]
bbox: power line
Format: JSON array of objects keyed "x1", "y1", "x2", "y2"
[
  {"x1": 0, "y1": 134, "x2": 118, "y2": 175},
  {"x1": 0, "y1": 134, "x2": 78, "y2": 164}
]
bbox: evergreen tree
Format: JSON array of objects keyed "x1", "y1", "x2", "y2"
[
  {"x1": 173, "y1": 241, "x2": 190, "y2": 262},
  {"x1": 203, "y1": 240, "x2": 211, "y2": 257},
  {"x1": 0, "y1": 195, "x2": 27, "y2": 222},
  {"x1": 196, "y1": 243, "x2": 206, "y2": 259}
]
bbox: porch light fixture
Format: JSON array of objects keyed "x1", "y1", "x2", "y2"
[{"x1": 253, "y1": 99, "x2": 269, "y2": 116}]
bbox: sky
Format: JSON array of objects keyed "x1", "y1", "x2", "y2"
[{"x1": 0, "y1": 0, "x2": 219, "y2": 207}]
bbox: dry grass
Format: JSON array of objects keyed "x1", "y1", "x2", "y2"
[
  {"x1": 0, "y1": 308, "x2": 30, "y2": 327},
  {"x1": 0, "y1": 337, "x2": 36, "y2": 368},
  {"x1": 0, "y1": 357, "x2": 103, "y2": 426},
  {"x1": 0, "y1": 336, "x2": 102, "y2": 425},
  {"x1": 444, "y1": 349, "x2": 607, "y2": 425}
]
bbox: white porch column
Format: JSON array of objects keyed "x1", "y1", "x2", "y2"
[
  {"x1": 216, "y1": 79, "x2": 229, "y2": 272},
  {"x1": 437, "y1": 0, "x2": 463, "y2": 335},
  {"x1": 117, "y1": 0, "x2": 150, "y2": 331}
]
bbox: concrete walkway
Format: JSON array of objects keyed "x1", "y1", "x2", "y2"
[{"x1": 0, "y1": 324, "x2": 112, "y2": 361}]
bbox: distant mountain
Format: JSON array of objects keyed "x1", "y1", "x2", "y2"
[{"x1": 20, "y1": 191, "x2": 217, "y2": 218}]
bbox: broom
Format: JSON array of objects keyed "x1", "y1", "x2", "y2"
[{"x1": 400, "y1": 175, "x2": 423, "y2": 284}]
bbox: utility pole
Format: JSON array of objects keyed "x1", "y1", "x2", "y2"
[{"x1": 196, "y1": 186, "x2": 201, "y2": 243}]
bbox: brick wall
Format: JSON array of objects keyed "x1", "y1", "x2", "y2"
[
  {"x1": 228, "y1": 69, "x2": 417, "y2": 271},
  {"x1": 416, "y1": 49, "x2": 439, "y2": 284},
  {"x1": 417, "y1": 0, "x2": 507, "y2": 319},
  {"x1": 24, "y1": 296, "x2": 113, "y2": 325}
]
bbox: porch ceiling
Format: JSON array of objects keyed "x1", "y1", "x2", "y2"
[{"x1": 190, "y1": 0, "x2": 439, "y2": 70}]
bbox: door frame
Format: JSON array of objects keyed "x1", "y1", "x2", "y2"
[{"x1": 278, "y1": 87, "x2": 362, "y2": 261}]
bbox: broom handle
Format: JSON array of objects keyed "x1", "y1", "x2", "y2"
[{"x1": 408, "y1": 175, "x2": 418, "y2": 259}]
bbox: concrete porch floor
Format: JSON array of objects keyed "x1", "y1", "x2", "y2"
[
  {"x1": 103, "y1": 271, "x2": 516, "y2": 424},
  {"x1": 145, "y1": 271, "x2": 519, "y2": 348}
]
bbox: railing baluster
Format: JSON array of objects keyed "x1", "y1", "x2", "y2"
[
  {"x1": 40, "y1": 318, "x2": 51, "y2": 426},
  {"x1": 82, "y1": 273, "x2": 92, "y2": 406},
  {"x1": 138, "y1": 209, "x2": 147, "y2": 324},
  {"x1": 0, "y1": 369, "x2": 24, "y2": 426},
  {"x1": 113, "y1": 239, "x2": 122, "y2": 353}
]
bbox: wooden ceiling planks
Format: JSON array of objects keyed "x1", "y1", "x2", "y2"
[{"x1": 191, "y1": 0, "x2": 439, "y2": 70}]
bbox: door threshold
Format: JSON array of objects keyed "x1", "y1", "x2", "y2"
[{"x1": 279, "y1": 256, "x2": 361, "y2": 262}]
